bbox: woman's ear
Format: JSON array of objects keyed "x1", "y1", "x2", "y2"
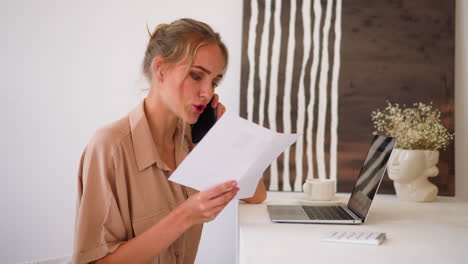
[{"x1": 151, "y1": 56, "x2": 164, "y2": 83}]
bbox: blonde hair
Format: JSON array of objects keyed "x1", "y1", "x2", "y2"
[{"x1": 142, "y1": 18, "x2": 229, "y2": 82}]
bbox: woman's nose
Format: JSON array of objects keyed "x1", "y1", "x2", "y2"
[{"x1": 199, "y1": 83, "x2": 213, "y2": 101}]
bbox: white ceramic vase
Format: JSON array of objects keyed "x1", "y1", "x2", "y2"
[{"x1": 387, "y1": 149, "x2": 439, "y2": 202}]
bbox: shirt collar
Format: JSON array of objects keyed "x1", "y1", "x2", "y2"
[{"x1": 129, "y1": 100, "x2": 191, "y2": 172}]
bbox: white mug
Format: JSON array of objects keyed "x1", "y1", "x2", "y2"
[{"x1": 302, "y1": 179, "x2": 336, "y2": 201}]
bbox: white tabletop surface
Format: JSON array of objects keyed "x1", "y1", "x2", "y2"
[{"x1": 239, "y1": 191, "x2": 468, "y2": 264}]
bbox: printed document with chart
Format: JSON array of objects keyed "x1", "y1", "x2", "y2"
[{"x1": 169, "y1": 112, "x2": 299, "y2": 199}]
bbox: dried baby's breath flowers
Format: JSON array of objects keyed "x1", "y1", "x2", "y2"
[{"x1": 371, "y1": 102, "x2": 454, "y2": 150}]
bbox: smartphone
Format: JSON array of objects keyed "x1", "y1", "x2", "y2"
[{"x1": 191, "y1": 99, "x2": 217, "y2": 143}]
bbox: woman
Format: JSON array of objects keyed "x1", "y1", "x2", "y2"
[{"x1": 72, "y1": 18, "x2": 267, "y2": 264}]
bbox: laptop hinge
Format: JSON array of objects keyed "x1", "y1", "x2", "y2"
[{"x1": 347, "y1": 206, "x2": 365, "y2": 220}]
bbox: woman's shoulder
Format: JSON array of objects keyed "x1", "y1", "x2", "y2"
[
  {"x1": 87, "y1": 115, "x2": 131, "y2": 156},
  {"x1": 78, "y1": 116, "x2": 132, "y2": 186}
]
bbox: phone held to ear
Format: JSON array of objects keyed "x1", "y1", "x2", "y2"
[{"x1": 191, "y1": 99, "x2": 217, "y2": 144}]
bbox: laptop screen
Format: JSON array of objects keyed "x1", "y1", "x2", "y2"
[{"x1": 347, "y1": 135, "x2": 396, "y2": 222}]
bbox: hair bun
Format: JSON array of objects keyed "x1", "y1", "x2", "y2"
[
  {"x1": 146, "y1": 23, "x2": 168, "y2": 39},
  {"x1": 142, "y1": 19, "x2": 228, "y2": 82}
]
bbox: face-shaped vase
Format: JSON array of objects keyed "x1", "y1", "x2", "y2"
[{"x1": 387, "y1": 149, "x2": 439, "y2": 184}]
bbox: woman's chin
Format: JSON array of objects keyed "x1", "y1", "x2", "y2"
[{"x1": 184, "y1": 114, "x2": 199, "y2": 125}]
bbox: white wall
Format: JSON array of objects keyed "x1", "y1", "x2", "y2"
[
  {"x1": 1, "y1": 0, "x2": 242, "y2": 263},
  {"x1": 2, "y1": 0, "x2": 467, "y2": 263},
  {"x1": 455, "y1": 0, "x2": 468, "y2": 201}
]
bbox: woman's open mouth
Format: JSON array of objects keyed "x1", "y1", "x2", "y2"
[{"x1": 193, "y1": 104, "x2": 206, "y2": 114}]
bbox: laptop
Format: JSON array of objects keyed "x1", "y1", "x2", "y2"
[{"x1": 267, "y1": 135, "x2": 397, "y2": 224}]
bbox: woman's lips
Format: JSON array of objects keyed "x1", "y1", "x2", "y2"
[{"x1": 193, "y1": 104, "x2": 206, "y2": 114}]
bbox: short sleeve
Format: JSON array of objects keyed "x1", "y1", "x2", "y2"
[{"x1": 72, "y1": 132, "x2": 127, "y2": 264}]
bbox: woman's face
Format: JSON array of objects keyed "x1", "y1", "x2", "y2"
[{"x1": 160, "y1": 43, "x2": 225, "y2": 124}]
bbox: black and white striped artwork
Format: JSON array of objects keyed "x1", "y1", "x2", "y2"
[
  {"x1": 240, "y1": 0, "x2": 455, "y2": 195},
  {"x1": 240, "y1": 0, "x2": 342, "y2": 191}
]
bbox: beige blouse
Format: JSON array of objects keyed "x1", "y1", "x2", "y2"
[{"x1": 72, "y1": 100, "x2": 202, "y2": 264}]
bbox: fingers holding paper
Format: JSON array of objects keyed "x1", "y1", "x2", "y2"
[{"x1": 180, "y1": 180, "x2": 239, "y2": 224}]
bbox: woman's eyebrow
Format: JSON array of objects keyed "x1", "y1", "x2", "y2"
[{"x1": 193, "y1": 65, "x2": 223, "y2": 78}]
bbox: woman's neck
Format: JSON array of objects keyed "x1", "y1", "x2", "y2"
[{"x1": 144, "y1": 91, "x2": 178, "y2": 146}]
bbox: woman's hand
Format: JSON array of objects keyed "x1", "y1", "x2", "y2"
[
  {"x1": 211, "y1": 94, "x2": 226, "y2": 120},
  {"x1": 179, "y1": 180, "x2": 239, "y2": 225}
]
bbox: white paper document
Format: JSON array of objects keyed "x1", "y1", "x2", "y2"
[{"x1": 169, "y1": 112, "x2": 299, "y2": 199}]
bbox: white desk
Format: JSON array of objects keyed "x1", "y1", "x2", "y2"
[{"x1": 239, "y1": 192, "x2": 468, "y2": 264}]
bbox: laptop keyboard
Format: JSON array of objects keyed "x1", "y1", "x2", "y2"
[{"x1": 302, "y1": 206, "x2": 354, "y2": 220}]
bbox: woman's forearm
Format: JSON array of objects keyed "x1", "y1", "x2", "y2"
[
  {"x1": 95, "y1": 205, "x2": 192, "y2": 264},
  {"x1": 241, "y1": 179, "x2": 267, "y2": 204},
  {"x1": 94, "y1": 180, "x2": 239, "y2": 263}
]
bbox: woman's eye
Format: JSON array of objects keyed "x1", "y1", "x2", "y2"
[
  {"x1": 212, "y1": 82, "x2": 219, "y2": 88},
  {"x1": 190, "y1": 72, "x2": 202, "y2": 81}
]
